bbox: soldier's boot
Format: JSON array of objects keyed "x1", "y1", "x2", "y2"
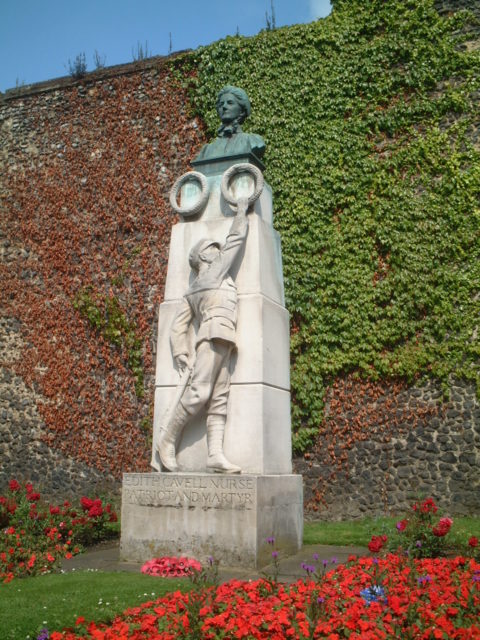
[
  {"x1": 206, "y1": 414, "x2": 241, "y2": 474},
  {"x1": 157, "y1": 403, "x2": 190, "y2": 472}
]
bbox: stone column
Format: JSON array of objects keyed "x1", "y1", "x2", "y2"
[{"x1": 121, "y1": 153, "x2": 303, "y2": 568}]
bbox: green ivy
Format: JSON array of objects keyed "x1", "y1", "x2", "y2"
[
  {"x1": 73, "y1": 287, "x2": 144, "y2": 398},
  {"x1": 175, "y1": 0, "x2": 480, "y2": 451}
]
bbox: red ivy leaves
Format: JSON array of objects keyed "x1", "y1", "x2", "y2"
[{"x1": 1, "y1": 66, "x2": 205, "y2": 477}]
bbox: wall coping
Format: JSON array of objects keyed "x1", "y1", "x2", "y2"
[{"x1": 0, "y1": 49, "x2": 191, "y2": 103}]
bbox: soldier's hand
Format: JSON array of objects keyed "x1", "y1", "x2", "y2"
[
  {"x1": 175, "y1": 354, "x2": 189, "y2": 374},
  {"x1": 237, "y1": 196, "x2": 249, "y2": 216}
]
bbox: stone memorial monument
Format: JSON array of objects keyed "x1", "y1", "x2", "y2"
[{"x1": 121, "y1": 86, "x2": 303, "y2": 567}]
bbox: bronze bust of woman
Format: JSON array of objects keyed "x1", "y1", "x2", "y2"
[{"x1": 194, "y1": 86, "x2": 266, "y2": 163}]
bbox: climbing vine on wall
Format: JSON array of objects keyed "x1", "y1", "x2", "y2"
[
  {"x1": 180, "y1": 0, "x2": 480, "y2": 451},
  {"x1": 73, "y1": 287, "x2": 144, "y2": 397},
  {"x1": 1, "y1": 0, "x2": 479, "y2": 487}
]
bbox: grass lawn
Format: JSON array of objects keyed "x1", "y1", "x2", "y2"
[
  {"x1": 303, "y1": 516, "x2": 395, "y2": 546},
  {"x1": 0, "y1": 570, "x2": 190, "y2": 640},
  {"x1": 304, "y1": 516, "x2": 480, "y2": 548}
]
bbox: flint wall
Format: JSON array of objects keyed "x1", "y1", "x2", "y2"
[{"x1": 1, "y1": 1, "x2": 479, "y2": 515}]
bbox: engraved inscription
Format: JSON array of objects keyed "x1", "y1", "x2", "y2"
[{"x1": 123, "y1": 474, "x2": 255, "y2": 510}]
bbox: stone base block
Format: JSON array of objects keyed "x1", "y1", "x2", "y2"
[{"x1": 120, "y1": 472, "x2": 303, "y2": 568}]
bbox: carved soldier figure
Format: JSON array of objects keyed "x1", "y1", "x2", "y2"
[{"x1": 157, "y1": 197, "x2": 251, "y2": 473}]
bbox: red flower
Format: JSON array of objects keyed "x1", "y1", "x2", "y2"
[
  {"x1": 25, "y1": 482, "x2": 34, "y2": 494},
  {"x1": 396, "y1": 519, "x2": 408, "y2": 532},
  {"x1": 433, "y1": 517, "x2": 453, "y2": 537},
  {"x1": 80, "y1": 497, "x2": 94, "y2": 511},
  {"x1": 7, "y1": 502, "x2": 17, "y2": 514},
  {"x1": 87, "y1": 500, "x2": 103, "y2": 517},
  {"x1": 468, "y1": 536, "x2": 478, "y2": 548},
  {"x1": 50, "y1": 505, "x2": 60, "y2": 515},
  {"x1": 420, "y1": 498, "x2": 438, "y2": 514},
  {"x1": 8, "y1": 480, "x2": 20, "y2": 492},
  {"x1": 368, "y1": 535, "x2": 387, "y2": 553}
]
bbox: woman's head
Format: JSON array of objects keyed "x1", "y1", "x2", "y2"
[{"x1": 216, "y1": 86, "x2": 251, "y2": 125}]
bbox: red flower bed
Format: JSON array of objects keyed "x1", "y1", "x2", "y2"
[
  {"x1": 50, "y1": 555, "x2": 480, "y2": 639},
  {"x1": 141, "y1": 556, "x2": 202, "y2": 577},
  {"x1": 0, "y1": 480, "x2": 117, "y2": 582}
]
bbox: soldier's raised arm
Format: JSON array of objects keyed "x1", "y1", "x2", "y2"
[{"x1": 215, "y1": 197, "x2": 250, "y2": 276}]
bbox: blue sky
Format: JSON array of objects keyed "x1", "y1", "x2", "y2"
[{"x1": 0, "y1": 0, "x2": 331, "y2": 93}]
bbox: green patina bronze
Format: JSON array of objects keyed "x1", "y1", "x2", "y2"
[{"x1": 194, "y1": 85, "x2": 266, "y2": 162}]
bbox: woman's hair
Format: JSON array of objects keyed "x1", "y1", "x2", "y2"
[{"x1": 216, "y1": 86, "x2": 251, "y2": 124}]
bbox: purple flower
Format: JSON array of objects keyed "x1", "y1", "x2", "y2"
[
  {"x1": 416, "y1": 540, "x2": 422, "y2": 548},
  {"x1": 317, "y1": 596, "x2": 325, "y2": 604},
  {"x1": 207, "y1": 556, "x2": 214, "y2": 566},
  {"x1": 330, "y1": 556, "x2": 337, "y2": 564},
  {"x1": 36, "y1": 630, "x2": 49, "y2": 640},
  {"x1": 323, "y1": 559, "x2": 328, "y2": 567},
  {"x1": 266, "y1": 536, "x2": 275, "y2": 545},
  {"x1": 313, "y1": 553, "x2": 319, "y2": 562},
  {"x1": 418, "y1": 575, "x2": 432, "y2": 584},
  {"x1": 271, "y1": 550, "x2": 279, "y2": 559},
  {"x1": 301, "y1": 562, "x2": 315, "y2": 575}
]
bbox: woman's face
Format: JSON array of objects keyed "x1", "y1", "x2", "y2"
[{"x1": 217, "y1": 92, "x2": 243, "y2": 124}]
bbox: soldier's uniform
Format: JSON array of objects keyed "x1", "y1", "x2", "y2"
[{"x1": 170, "y1": 214, "x2": 247, "y2": 418}]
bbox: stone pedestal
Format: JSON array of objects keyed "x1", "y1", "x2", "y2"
[
  {"x1": 120, "y1": 473, "x2": 303, "y2": 568},
  {"x1": 120, "y1": 154, "x2": 303, "y2": 568}
]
